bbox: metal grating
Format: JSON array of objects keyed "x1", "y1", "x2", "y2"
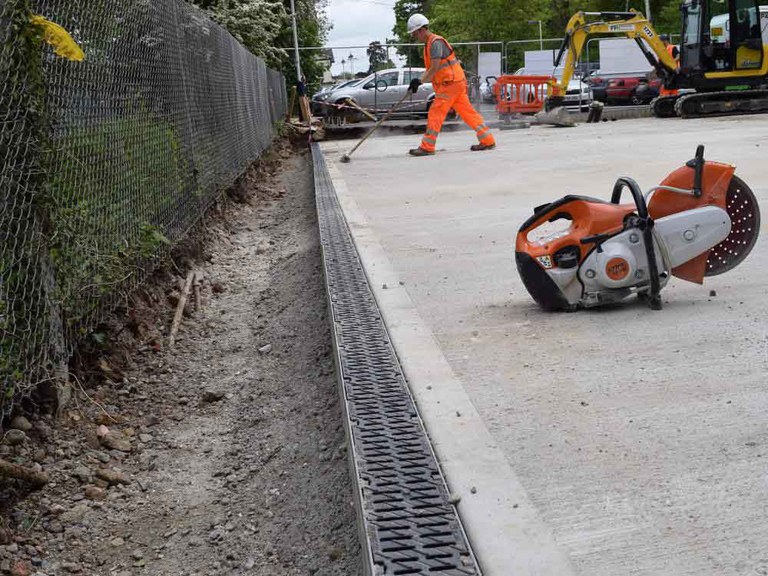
[{"x1": 311, "y1": 143, "x2": 481, "y2": 576}]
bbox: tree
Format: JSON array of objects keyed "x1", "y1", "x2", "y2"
[
  {"x1": 367, "y1": 41, "x2": 393, "y2": 73},
  {"x1": 274, "y1": 0, "x2": 331, "y2": 87},
  {"x1": 189, "y1": 0, "x2": 288, "y2": 64},
  {"x1": 391, "y1": 0, "x2": 431, "y2": 65},
  {"x1": 189, "y1": 0, "x2": 331, "y2": 87}
]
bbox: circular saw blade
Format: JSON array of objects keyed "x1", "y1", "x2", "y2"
[{"x1": 705, "y1": 175, "x2": 761, "y2": 276}]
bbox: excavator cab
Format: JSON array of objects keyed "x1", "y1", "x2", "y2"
[{"x1": 681, "y1": 0, "x2": 764, "y2": 74}]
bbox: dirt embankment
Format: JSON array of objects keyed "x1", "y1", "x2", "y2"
[{"x1": 0, "y1": 141, "x2": 361, "y2": 576}]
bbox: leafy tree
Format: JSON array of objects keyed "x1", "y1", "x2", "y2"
[
  {"x1": 367, "y1": 41, "x2": 395, "y2": 72},
  {"x1": 391, "y1": 0, "x2": 431, "y2": 65},
  {"x1": 189, "y1": 0, "x2": 288, "y2": 64},
  {"x1": 188, "y1": 0, "x2": 331, "y2": 87},
  {"x1": 274, "y1": 0, "x2": 331, "y2": 88}
]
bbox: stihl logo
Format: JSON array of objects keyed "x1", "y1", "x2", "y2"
[
  {"x1": 643, "y1": 26, "x2": 654, "y2": 38},
  {"x1": 606, "y1": 258, "x2": 630, "y2": 281}
]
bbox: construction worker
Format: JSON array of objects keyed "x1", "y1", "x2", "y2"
[
  {"x1": 406, "y1": 13, "x2": 496, "y2": 157},
  {"x1": 659, "y1": 34, "x2": 680, "y2": 97}
]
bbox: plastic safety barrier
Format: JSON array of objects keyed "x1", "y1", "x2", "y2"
[{"x1": 493, "y1": 75, "x2": 552, "y2": 114}]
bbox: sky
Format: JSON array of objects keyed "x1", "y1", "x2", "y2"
[{"x1": 322, "y1": 0, "x2": 405, "y2": 76}]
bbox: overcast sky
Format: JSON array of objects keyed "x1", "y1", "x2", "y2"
[{"x1": 323, "y1": 0, "x2": 404, "y2": 76}]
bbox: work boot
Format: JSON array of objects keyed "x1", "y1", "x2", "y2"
[
  {"x1": 409, "y1": 147, "x2": 434, "y2": 157},
  {"x1": 470, "y1": 143, "x2": 495, "y2": 152}
]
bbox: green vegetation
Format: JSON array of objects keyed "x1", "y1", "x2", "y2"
[
  {"x1": 44, "y1": 116, "x2": 184, "y2": 328},
  {"x1": 189, "y1": 0, "x2": 330, "y2": 87},
  {"x1": 0, "y1": 0, "x2": 52, "y2": 415}
]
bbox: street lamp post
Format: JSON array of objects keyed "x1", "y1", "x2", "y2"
[
  {"x1": 528, "y1": 20, "x2": 543, "y2": 50},
  {"x1": 341, "y1": 59, "x2": 346, "y2": 78},
  {"x1": 348, "y1": 53, "x2": 356, "y2": 76},
  {"x1": 289, "y1": 0, "x2": 302, "y2": 79}
]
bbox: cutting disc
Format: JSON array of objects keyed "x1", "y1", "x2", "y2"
[{"x1": 705, "y1": 175, "x2": 761, "y2": 276}]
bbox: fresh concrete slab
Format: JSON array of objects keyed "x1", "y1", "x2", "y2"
[{"x1": 321, "y1": 115, "x2": 768, "y2": 576}]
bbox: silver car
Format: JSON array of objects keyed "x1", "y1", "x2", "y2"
[{"x1": 314, "y1": 68, "x2": 436, "y2": 118}]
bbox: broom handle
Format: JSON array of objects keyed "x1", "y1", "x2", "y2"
[{"x1": 345, "y1": 90, "x2": 413, "y2": 157}]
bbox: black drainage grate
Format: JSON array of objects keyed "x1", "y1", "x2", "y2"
[{"x1": 311, "y1": 143, "x2": 481, "y2": 576}]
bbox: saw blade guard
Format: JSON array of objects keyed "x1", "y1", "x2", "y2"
[{"x1": 648, "y1": 154, "x2": 760, "y2": 283}]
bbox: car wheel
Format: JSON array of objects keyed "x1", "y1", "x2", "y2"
[{"x1": 630, "y1": 94, "x2": 643, "y2": 105}]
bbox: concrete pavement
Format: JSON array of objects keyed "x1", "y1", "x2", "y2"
[{"x1": 320, "y1": 115, "x2": 768, "y2": 576}]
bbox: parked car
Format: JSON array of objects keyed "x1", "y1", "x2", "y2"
[
  {"x1": 584, "y1": 70, "x2": 648, "y2": 103},
  {"x1": 605, "y1": 75, "x2": 646, "y2": 104},
  {"x1": 633, "y1": 74, "x2": 663, "y2": 103},
  {"x1": 311, "y1": 79, "x2": 359, "y2": 114},
  {"x1": 633, "y1": 78, "x2": 695, "y2": 103},
  {"x1": 313, "y1": 68, "x2": 435, "y2": 118}
]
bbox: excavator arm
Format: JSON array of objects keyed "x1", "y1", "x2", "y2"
[{"x1": 546, "y1": 10, "x2": 679, "y2": 109}]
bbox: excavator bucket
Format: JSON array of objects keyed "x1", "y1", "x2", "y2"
[{"x1": 533, "y1": 105, "x2": 576, "y2": 127}]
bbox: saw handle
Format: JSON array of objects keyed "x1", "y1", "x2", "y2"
[
  {"x1": 685, "y1": 144, "x2": 705, "y2": 197},
  {"x1": 610, "y1": 177, "x2": 648, "y2": 219}
]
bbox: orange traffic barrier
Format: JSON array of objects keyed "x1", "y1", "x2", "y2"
[{"x1": 493, "y1": 75, "x2": 552, "y2": 114}]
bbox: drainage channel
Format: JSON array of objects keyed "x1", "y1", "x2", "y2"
[{"x1": 311, "y1": 142, "x2": 481, "y2": 576}]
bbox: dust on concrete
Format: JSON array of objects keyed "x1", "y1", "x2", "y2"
[{"x1": 0, "y1": 142, "x2": 361, "y2": 575}]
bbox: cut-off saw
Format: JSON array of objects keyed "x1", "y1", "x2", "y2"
[{"x1": 516, "y1": 146, "x2": 760, "y2": 310}]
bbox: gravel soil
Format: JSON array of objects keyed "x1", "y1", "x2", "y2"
[{"x1": 0, "y1": 141, "x2": 361, "y2": 576}]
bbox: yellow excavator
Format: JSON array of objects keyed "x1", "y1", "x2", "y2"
[{"x1": 545, "y1": 0, "x2": 768, "y2": 118}]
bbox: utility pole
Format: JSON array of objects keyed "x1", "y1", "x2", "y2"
[
  {"x1": 644, "y1": 0, "x2": 652, "y2": 22},
  {"x1": 290, "y1": 0, "x2": 302, "y2": 80},
  {"x1": 528, "y1": 20, "x2": 543, "y2": 50}
]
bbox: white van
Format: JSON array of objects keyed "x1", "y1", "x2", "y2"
[{"x1": 709, "y1": 5, "x2": 768, "y2": 45}]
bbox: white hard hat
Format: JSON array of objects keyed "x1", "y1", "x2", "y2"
[{"x1": 407, "y1": 13, "x2": 429, "y2": 34}]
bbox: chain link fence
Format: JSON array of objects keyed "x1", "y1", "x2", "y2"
[{"x1": 0, "y1": 0, "x2": 287, "y2": 418}]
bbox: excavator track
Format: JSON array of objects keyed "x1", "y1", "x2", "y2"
[
  {"x1": 674, "y1": 89, "x2": 768, "y2": 118},
  {"x1": 650, "y1": 95, "x2": 679, "y2": 118}
]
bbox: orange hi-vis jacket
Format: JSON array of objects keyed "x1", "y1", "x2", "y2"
[
  {"x1": 660, "y1": 43, "x2": 680, "y2": 96},
  {"x1": 424, "y1": 33, "x2": 465, "y2": 87},
  {"x1": 666, "y1": 43, "x2": 679, "y2": 62}
]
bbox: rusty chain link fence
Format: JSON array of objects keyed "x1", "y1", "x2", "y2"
[{"x1": 0, "y1": 0, "x2": 287, "y2": 417}]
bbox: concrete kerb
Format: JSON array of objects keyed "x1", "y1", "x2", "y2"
[{"x1": 324, "y1": 155, "x2": 576, "y2": 576}]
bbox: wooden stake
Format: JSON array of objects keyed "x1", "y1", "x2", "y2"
[
  {"x1": 193, "y1": 271, "x2": 202, "y2": 312},
  {"x1": 287, "y1": 86, "x2": 297, "y2": 121},
  {"x1": 169, "y1": 271, "x2": 194, "y2": 348},
  {"x1": 343, "y1": 98, "x2": 377, "y2": 121},
  {"x1": 300, "y1": 95, "x2": 312, "y2": 123},
  {"x1": 0, "y1": 459, "x2": 49, "y2": 488}
]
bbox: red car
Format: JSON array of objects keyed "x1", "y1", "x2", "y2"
[
  {"x1": 605, "y1": 74, "x2": 648, "y2": 105},
  {"x1": 633, "y1": 75, "x2": 663, "y2": 103}
]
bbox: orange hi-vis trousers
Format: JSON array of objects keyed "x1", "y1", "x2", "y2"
[{"x1": 419, "y1": 80, "x2": 495, "y2": 153}]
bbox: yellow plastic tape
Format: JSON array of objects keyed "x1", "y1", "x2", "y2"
[{"x1": 29, "y1": 15, "x2": 84, "y2": 61}]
